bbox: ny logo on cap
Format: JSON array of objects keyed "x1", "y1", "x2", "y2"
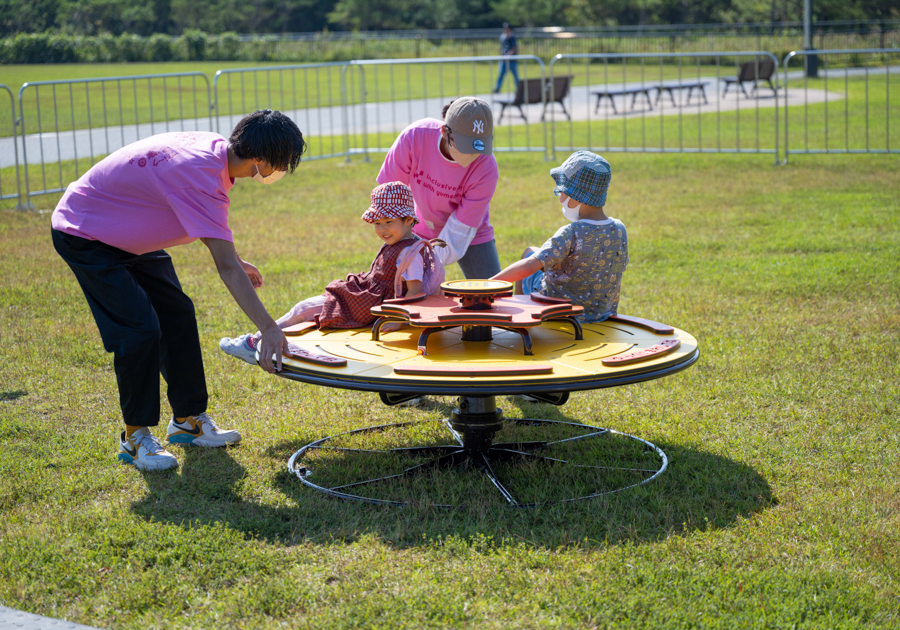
[{"x1": 473, "y1": 120, "x2": 484, "y2": 134}]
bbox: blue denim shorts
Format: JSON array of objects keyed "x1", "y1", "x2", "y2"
[{"x1": 521, "y1": 267, "x2": 545, "y2": 295}]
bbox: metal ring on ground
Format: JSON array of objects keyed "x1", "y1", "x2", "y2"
[{"x1": 287, "y1": 414, "x2": 668, "y2": 509}]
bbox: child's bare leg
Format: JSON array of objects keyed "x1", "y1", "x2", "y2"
[
  {"x1": 516, "y1": 247, "x2": 538, "y2": 295},
  {"x1": 252, "y1": 295, "x2": 327, "y2": 338},
  {"x1": 274, "y1": 305, "x2": 310, "y2": 329}
]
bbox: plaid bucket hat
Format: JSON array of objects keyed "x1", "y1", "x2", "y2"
[
  {"x1": 361, "y1": 182, "x2": 417, "y2": 223},
  {"x1": 550, "y1": 151, "x2": 611, "y2": 207}
]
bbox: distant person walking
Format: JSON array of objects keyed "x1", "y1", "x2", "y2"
[{"x1": 493, "y1": 23, "x2": 520, "y2": 93}]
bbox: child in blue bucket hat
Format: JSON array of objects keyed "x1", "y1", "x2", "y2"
[{"x1": 492, "y1": 151, "x2": 628, "y2": 323}]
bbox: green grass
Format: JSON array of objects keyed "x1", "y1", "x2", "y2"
[{"x1": 1, "y1": 151, "x2": 899, "y2": 628}]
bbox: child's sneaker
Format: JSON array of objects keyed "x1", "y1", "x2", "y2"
[
  {"x1": 119, "y1": 428, "x2": 179, "y2": 471},
  {"x1": 219, "y1": 333, "x2": 258, "y2": 365},
  {"x1": 167, "y1": 412, "x2": 241, "y2": 447}
]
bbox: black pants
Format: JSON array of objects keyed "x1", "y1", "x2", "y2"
[{"x1": 52, "y1": 229, "x2": 208, "y2": 427}]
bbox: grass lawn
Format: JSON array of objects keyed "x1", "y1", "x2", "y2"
[{"x1": 1, "y1": 151, "x2": 899, "y2": 628}]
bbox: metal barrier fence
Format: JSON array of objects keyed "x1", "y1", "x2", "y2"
[
  {"x1": 0, "y1": 84, "x2": 22, "y2": 207},
  {"x1": 213, "y1": 62, "x2": 350, "y2": 161},
  {"x1": 783, "y1": 48, "x2": 899, "y2": 162},
  {"x1": 221, "y1": 22, "x2": 900, "y2": 63},
  {"x1": 3, "y1": 49, "x2": 898, "y2": 208},
  {"x1": 344, "y1": 55, "x2": 548, "y2": 161},
  {"x1": 16, "y1": 72, "x2": 213, "y2": 202},
  {"x1": 548, "y1": 52, "x2": 780, "y2": 164}
]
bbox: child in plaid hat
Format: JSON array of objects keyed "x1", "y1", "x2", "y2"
[
  {"x1": 219, "y1": 182, "x2": 445, "y2": 364},
  {"x1": 491, "y1": 151, "x2": 628, "y2": 323}
]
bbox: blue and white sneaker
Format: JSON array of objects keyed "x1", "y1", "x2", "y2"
[
  {"x1": 119, "y1": 428, "x2": 178, "y2": 471},
  {"x1": 167, "y1": 412, "x2": 241, "y2": 448},
  {"x1": 218, "y1": 334, "x2": 258, "y2": 365}
]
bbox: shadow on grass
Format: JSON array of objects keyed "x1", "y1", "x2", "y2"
[
  {"x1": 0, "y1": 390, "x2": 27, "y2": 402},
  {"x1": 132, "y1": 399, "x2": 774, "y2": 549}
]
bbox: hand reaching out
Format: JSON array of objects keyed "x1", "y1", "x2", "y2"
[{"x1": 239, "y1": 258, "x2": 263, "y2": 289}]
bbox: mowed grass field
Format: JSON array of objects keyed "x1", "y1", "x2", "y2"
[{"x1": 1, "y1": 151, "x2": 899, "y2": 629}]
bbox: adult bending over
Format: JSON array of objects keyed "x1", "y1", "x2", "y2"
[
  {"x1": 377, "y1": 97, "x2": 501, "y2": 279},
  {"x1": 51, "y1": 109, "x2": 306, "y2": 471}
]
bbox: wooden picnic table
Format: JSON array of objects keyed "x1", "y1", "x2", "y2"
[
  {"x1": 592, "y1": 86, "x2": 656, "y2": 114},
  {"x1": 593, "y1": 81, "x2": 711, "y2": 114},
  {"x1": 655, "y1": 81, "x2": 711, "y2": 107}
]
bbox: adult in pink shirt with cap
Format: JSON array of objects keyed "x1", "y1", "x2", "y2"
[
  {"x1": 377, "y1": 97, "x2": 501, "y2": 279},
  {"x1": 51, "y1": 109, "x2": 307, "y2": 471}
]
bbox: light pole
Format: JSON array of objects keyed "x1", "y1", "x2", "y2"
[{"x1": 804, "y1": 0, "x2": 818, "y2": 77}]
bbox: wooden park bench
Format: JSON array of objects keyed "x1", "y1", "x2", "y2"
[
  {"x1": 722, "y1": 57, "x2": 777, "y2": 98},
  {"x1": 496, "y1": 75, "x2": 574, "y2": 123}
]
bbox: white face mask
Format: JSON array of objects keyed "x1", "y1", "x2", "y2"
[
  {"x1": 560, "y1": 196, "x2": 582, "y2": 222},
  {"x1": 252, "y1": 163, "x2": 286, "y2": 185}
]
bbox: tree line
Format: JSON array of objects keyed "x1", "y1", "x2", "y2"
[{"x1": 1, "y1": 0, "x2": 896, "y2": 38}]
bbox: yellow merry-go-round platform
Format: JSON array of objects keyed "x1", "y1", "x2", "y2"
[{"x1": 271, "y1": 281, "x2": 699, "y2": 507}]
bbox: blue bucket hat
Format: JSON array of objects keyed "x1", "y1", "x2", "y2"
[{"x1": 550, "y1": 151, "x2": 611, "y2": 207}]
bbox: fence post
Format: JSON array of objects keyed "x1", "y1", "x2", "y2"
[
  {"x1": 211, "y1": 71, "x2": 221, "y2": 134},
  {"x1": 539, "y1": 59, "x2": 549, "y2": 163},
  {"x1": 359, "y1": 65, "x2": 370, "y2": 163},
  {"x1": 0, "y1": 85, "x2": 28, "y2": 210},
  {"x1": 341, "y1": 63, "x2": 352, "y2": 163},
  {"x1": 549, "y1": 56, "x2": 559, "y2": 162},
  {"x1": 16, "y1": 84, "x2": 34, "y2": 210}
]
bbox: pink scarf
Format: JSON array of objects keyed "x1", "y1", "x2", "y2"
[{"x1": 394, "y1": 239, "x2": 446, "y2": 297}]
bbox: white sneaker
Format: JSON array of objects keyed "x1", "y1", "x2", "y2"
[
  {"x1": 167, "y1": 412, "x2": 241, "y2": 447},
  {"x1": 219, "y1": 334, "x2": 257, "y2": 365},
  {"x1": 518, "y1": 395, "x2": 540, "y2": 403},
  {"x1": 119, "y1": 428, "x2": 179, "y2": 471}
]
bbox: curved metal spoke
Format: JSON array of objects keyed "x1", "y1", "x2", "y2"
[
  {"x1": 490, "y1": 448, "x2": 660, "y2": 473},
  {"x1": 490, "y1": 440, "x2": 548, "y2": 452},
  {"x1": 473, "y1": 451, "x2": 518, "y2": 505},
  {"x1": 539, "y1": 430, "x2": 608, "y2": 448},
  {"x1": 311, "y1": 445, "x2": 464, "y2": 457},
  {"x1": 489, "y1": 430, "x2": 608, "y2": 455},
  {"x1": 441, "y1": 418, "x2": 465, "y2": 446},
  {"x1": 329, "y1": 449, "x2": 467, "y2": 491}
]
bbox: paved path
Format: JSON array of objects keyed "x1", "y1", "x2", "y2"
[
  {"x1": 2, "y1": 66, "x2": 896, "y2": 169},
  {"x1": 0, "y1": 605, "x2": 103, "y2": 630}
]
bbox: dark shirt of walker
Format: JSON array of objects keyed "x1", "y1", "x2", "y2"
[{"x1": 500, "y1": 32, "x2": 517, "y2": 55}]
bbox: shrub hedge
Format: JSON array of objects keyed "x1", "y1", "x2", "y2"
[{"x1": 0, "y1": 31, "x2": 247, "y2": 64}]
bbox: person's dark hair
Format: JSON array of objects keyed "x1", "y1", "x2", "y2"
[
  {"x1": 441, "y1": 100, "x2": 456, "y2": 120},
  {"x1": 229, "y1": 109, "x2": 307, "y2": 173}
]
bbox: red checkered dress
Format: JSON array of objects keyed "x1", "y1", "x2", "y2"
[{"x1": 316, "y1": 238, "x2": 416, "y2": 329}]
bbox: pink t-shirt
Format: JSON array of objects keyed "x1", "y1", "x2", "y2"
[
  {"x1": 51, "y1": 132, "x2": 234, "y2": 255},
  {"x1": 377, "y1": 119, "x2": 499, "y2": 245}
]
